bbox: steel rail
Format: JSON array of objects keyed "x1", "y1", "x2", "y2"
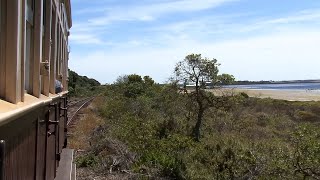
[
  {"x1": 68, "y1": 99, "x2": 85, "y2": 107},
  {"x1": 67, "y1": 97, "x2": 94, "y2": 126}
]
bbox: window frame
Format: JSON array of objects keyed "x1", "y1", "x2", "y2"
[
  {"x1": 1, "y1": 0, "x2": 25, "y2": 103},
  {"x1": 31, "y1": 0, "x2": 44, "y2": 98},
  {"x1": 0, "y1": 0, "x2": 6, "y2": 99}
]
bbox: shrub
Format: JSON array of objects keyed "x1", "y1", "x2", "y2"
[
  {"x1": 77, "y1": 74, "x2": 320, "y2": 179},
  {"x1": 76, "y1": 154, "x2": 98, "y2": 168},
  {"x1": 240, "y1": 92, "x2": 249, "y2": 99},
  {"x1": 291, "y1": 125, "x2": 320, "y2": 179},
  {"x1": 294, "y1": 110, "x2": 319, "y2": 122}
]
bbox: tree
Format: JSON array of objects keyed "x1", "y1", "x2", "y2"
[
  {"x1": 217, "y1": 74, "x2": 235, "y2": 85},
  {"x1": 68, "y1": 69, "x2": 101, "y2": 96},
  {"x1": 115, "y1": 75, "x2": 129, "y2": 84},
  {"x1": 127, "y1": 74, "x2": 143, "y2": 84},
  {"x1": 115, "y1": 74, "x2": 156, "y2": 98},
  {"x1": 174, "y1": 54, "x2": 234, "y2": 141},
  {"x1": 143, "y1": 76, "x2": 155, "y2": 86}
]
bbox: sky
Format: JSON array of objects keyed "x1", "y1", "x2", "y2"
[{"x1": 69, "y1": 0, "x2": 320, "y2": 84}]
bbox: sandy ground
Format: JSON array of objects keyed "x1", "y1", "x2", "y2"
[
  {"x1": 206, "y1": 88, "x2": 320, "y2": 101},
  {"x1": 222, "y1": 89, "x2": 320, "y2": 101}
]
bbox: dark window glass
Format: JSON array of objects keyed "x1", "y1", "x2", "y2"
[
  {"x1": 27, "y1": 0, "x2": 34, "y2": 10},
  {"x1": 25, "y1": 0, "x2": 35, "y2": 92}
]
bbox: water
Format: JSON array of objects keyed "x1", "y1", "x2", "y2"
[{"x1": 225, "y1": 83, "x2": 320, "y2": 91}]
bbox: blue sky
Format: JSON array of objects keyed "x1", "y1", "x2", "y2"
[{"x1": 69, "y1": 0, "x2": 320, "y2": 84}]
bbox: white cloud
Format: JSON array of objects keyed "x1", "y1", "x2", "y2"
[
  {"x1": 238, "y1": 9, "x2": 320, "y2": 33},
  {"x1": 70, "y1": 34, "x2": 105, "y2": 45},
  {"x1": 70, "y1": 30, "x2": 320, "y2": 83},
  {"x1": 71, "y1": 7, "x2": 320, "y2": 45},
  {"x1": 80, "y1": 0, "x2": 237, "y2": 26},
  {"x1": 70, "y1": 48, "x2": 179, "y2": 83},
  {"x1": 265, "y1": 9, "x2": 320, "y2": 24},
  {"x1": 203, "y1": 31, "x2": 320, "y2": 81},
  {"x1": 69, "y1": 2, "x2": 320, "y2": 83},
  {"x1": 152, "y1": 9, "x2": 320, "y2": 38},
  {"x1": 70, "y1": 0, "x2": 236, "y2": 44}
]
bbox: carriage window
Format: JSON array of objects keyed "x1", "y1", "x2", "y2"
[
  {"x1": 25, "y1": 0, "x2": 35, "y2": 93},
  {"x1": 41, "y1": 0, "x2": 45, "y2": 94},
  {"x1": 43, "y1": 0, "x2": 46, "y2": 28},
  {"x1": 56, "y1": 28, "x2": 60, "y2": 79},
  {"x1": 50, "y1": 8, "x2": 56, "y2": 94}
]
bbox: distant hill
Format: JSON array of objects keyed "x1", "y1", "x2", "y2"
[{"x1": 68, "y1": 69, "x2": 101, "y2": 96}]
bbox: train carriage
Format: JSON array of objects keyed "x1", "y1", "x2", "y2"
[{"x1": 0, "y1": 0, "x2": 72, "y2": 179}]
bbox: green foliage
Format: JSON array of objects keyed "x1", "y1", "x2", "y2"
[
  {"x1": 239, "y1": 92, "x2": 250, "y2": 99},
  {"x1": 82, "y1": 74, "x2": 320, "y2": 179},
  {"x1": 127, "y1": 74, "x2": 144, "y2": 83},
  {"x1": 115, "y1": 74, "x2": 158, "y2": 98},
  {"x1": 143, "y1": 76, "x2": 155, "y2": 86},
  {"x1": 294, "y1": 110, "x2": 319, "y2": 122},
  {"x1": 174, "y1": 53, "x2": 235, "y2": 141},
  {"x1": 174, "y1": 54, "x2": 220, "y2": 84},
  {"x1": 68, "y1": 69, "x2": 101, "y2": 97},
  {"x1": 217, "y1": 73, "x2": 236, "y2": 85},
  {"x1": 76, "y1": 153, "x2": 98, "y2": 168},
  {"x1": 292, "y1": 125, "x2": 320, "y2": 179}
]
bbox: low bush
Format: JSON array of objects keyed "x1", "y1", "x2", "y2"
[
  {"x1": 77, "y1": 74, "x2": 320, "y2": 179},
  {"x1": 76, "y1": 154, "x2": 98, "y2": 168},
  {"x1": 294, "y1": 110, "x2": 319, "y2": 122}
]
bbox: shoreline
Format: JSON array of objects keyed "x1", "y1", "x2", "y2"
[{"x1": 229, "y1": 88, "x2": 320, "y2": 101}]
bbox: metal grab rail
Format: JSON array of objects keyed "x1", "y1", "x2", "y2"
[{"x1": 0, "y1": 140, "x2": 5, "y2": 180}]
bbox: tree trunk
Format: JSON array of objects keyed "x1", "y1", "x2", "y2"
[
  {"x1": 193, "y1": 103, "x2": 204, "y2": 141},
  {"x1": 192, "y1": 78, "x2": 206, "y2": 141}
]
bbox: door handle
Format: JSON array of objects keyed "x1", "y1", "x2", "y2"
[{"x1": 47, "y1": 131, "x2": 56, "y2": 137}]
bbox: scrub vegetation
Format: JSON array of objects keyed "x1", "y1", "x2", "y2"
[
  {"x1": 68, "y1": 69, "x2": 101, "y2": 97},
  {"x1": 71, "y1": 55, "x2": 320, "y2": 179},
  {"x1": 73, "y1": 76, "x2": 320, "y2": 180}
]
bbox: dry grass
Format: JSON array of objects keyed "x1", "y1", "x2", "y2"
[
  {"x1": 68, "y1": 98, "x2": 104, "y2": 150},
  {"x1": 68, "y1": 97, "x2": 138, "y2": 180}
]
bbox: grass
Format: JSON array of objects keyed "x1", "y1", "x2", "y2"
[{"x1": 68, "y1": 99, "x2": 104, "y2": 150}]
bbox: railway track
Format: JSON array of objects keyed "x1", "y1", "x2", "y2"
[{"x1": 67, "y1": 97, "x2": 95, "y2": 126}]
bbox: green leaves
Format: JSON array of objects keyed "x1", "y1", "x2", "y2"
[
  {"x1": 174, "y1": 53, "x2": 235, "y2": 141},
  {"x1": 115, "y1": 74, "x2": 157, "y2": 98},
  {"x1": 292, "y1": 125, "x2": 320, "y2": 179},
  {"x1": 68, "y1": 69, "x2": 101, "y2": 97},
  {"x1": 217, "y1": 73, "x2": 235, "y2": 85},
  {"x1": 175, "y1": 54, "x2": 221, "y2": 85},
  {"x1": 83, "y1": 74, "x2": 320, "y2": 179}
]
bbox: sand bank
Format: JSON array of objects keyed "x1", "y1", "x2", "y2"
[{"x1": 228, "y1": 89, "x2": 320, "y2": 101}]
